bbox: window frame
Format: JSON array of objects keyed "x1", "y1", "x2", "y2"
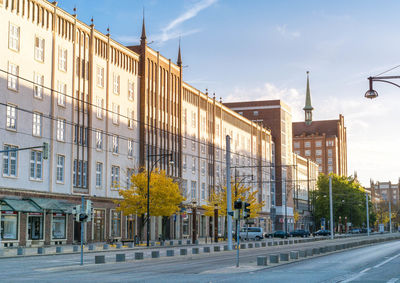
[
  {"x1": 6, "y1": 104, "x2": 17, "y2": 131},
  {"x1": 8, "y1": 22, "x2": 20, "y2": 52},
  {"x1": 32, "y1": 112, "x2": 43, "y2": 137},
  {"x1": 34, "y1": 36, "x2": 45, "y2": 62},
  {"x1": 56, "y1": 154, "x2": 65, "y2": 184},
  {"x1": 30, "y1": 150, "x2": 43, "y2": 181},
  {"x1": 2, "y1": 144, "x2": 18, "y2": 178}
]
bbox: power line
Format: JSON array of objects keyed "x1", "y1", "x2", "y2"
[{"x1": 374, "y1": 64, "x2": 400, "y2": 77}]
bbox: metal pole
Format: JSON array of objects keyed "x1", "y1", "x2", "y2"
[
  {"x1": 366, "y1": 192, "x2": 370, "y2": 237},
  {"x1": 226, "y1": 135, "x2": 233, "y2": 250},
  {"x1": 389, "y1": 201, "x2": 392, "y2": 233},
  {"x1": 0, "y1": 204, "x2": 2, "y2": 250},
  {"x1": 234, "y1": 168, "x2": 238, "y2": 244},
  {"x1": 329, "y1": 176, "x2": 334, "y2": 240},
  {"x1": 80, "y1": 195, "x2": 84, "y2": 266},
  {"x1": 147, "y1": 144, "x2": 150, "y2": 247},
  {"x1": 236, "y1": 209, "x2": 240, "y2": 267}
]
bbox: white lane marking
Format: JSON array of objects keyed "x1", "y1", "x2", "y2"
[
  {"x1": 374, "y1": 254, "x2": 400, "y2": 269},
  {"x1": 341, "y1": 267, "x2": 371, "y2": 282},
  {"x1": 360, "y1": 267, "x2": 371, "y2": 273},
  {"x1": 387, "y1": 279, "x2": 399, "y2": 283}
]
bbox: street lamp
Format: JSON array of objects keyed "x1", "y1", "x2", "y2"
[
  {"x1": 192, "y1": 199, "x2": 197, "y2": 244},
  {"x1": 146, "y1": 146, "x2": 174, "y2": 247},
  {"x1": 365, "y1": 75, "x2": 400, "y2": 99}
]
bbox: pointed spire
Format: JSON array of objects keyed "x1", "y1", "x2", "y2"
[
  {"x1": 303, "y1": 71, "x2": 314, "y2": 125},
  {"x1": 177, "y1": 38, "x2": 182, "y2": 66},
  {"x1": 141, "y1": 8, "x2": 147, "y2": 44}
]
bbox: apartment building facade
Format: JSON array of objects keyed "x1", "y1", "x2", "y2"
[
  {"x1": 369, "y1": 180, "x2": 400, "y2": 205},
  {"x1": 0, "y1": 0, "x2": 273, "y2": 247}
]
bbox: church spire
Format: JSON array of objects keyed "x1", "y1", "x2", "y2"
[
  {"x1": 177, "y1": 38, "x2": 182, "y2": 66},
  {"x1": 140, "y1": 8, "x2": 147, "y2": 45},
  {"x1": 303, "y1": 71, "x2": 314, "y2": 125}
]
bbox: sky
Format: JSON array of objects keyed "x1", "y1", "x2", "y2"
[{"x1": 57, "y1": 0, "x2": 400, "y2": 187}]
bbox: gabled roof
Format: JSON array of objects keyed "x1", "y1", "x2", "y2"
[{"x1": 293, "y1": 119, "x2": 339, "y2": 137}]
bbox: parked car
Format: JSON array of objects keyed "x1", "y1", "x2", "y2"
[
  {"x1": 360, "y1": 228, "x2": 374, "y2": 233},
  {"x1": 239, "y1": 227, "x2": 264, "y2": 240},
  {"x1": 349, "y1": 228, "x2": 361, "y2": 234},
  {"x1": 266, "y1": 230, "x2": 290, "y2": 239},
  {"x1": 290, "y1": 229, "x2": 310, "y2": 237},
  {"x1": 313, "y1": 229, "x2": 331, "y2": 236}
]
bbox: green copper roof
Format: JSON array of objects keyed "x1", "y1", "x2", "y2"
[{"x1": 303, "y1": 71, "x2": 314, "y2": 111}]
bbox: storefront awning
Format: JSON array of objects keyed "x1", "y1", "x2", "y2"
[
  {"x1": 0, "y1": 198, "x2": 42, "y2": 213},
  {"x1": 29, "y1": 198, "x2": 74, "y2": 213}
]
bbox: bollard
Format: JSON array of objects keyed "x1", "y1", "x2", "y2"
[
  {"x1": 257, "y1": 256, "x2": 268, "y2": 266},
  {"x1": 128, "y1": 242, "x2": 134, "y2": 248},
  {"x1": 248, "y1": 243, "x2": 254, "y2": 248},
  {"x1": 269, "y1": 254, "x2": 279, "y2": 264},
  {"x1": 273, "y1": 241, "x2": 278, "y2": 246},
  {"x1": 279, "y1": 241, "x2": 284, "y2": 245},
  {"x1": 298, "y1": 250, "x2": 307, "y2": 258},
  {"x1": 37, "y1": 247, "x2": 46, "y2": 254},
  {"x1": 319, "y1": 247, "x2": 326, "y2": 253},
  {"x1": 290, "y1": 251, "x2": 299, "y2": 260},
  {"x1": 166, "y1": 250, "x2": 174, "y2": 257},
  {"x1": 335, "y1": 244, "x2": 341, "y2": 251},
  {"x1": 214, "y1": 246, "x2": 221, "y2": 252},
  {"x1": 203, "y1": 247, "x2": 211, "y2": 253},
  {"x1": 103, "y1": 244, "x2": 109, "y2": 250},
  {"x1": 180, "y1": 249, "x2": 188, "y2": 256},
  {"x1": 255, "y1": 243, "x2": 260, "y2": 248},
  {"x1": 135, "y1": 252, "x2": 144, "y2": 260},
  {"x1": 223, "y1": 245, "x2": 229, "y2": 251},
  {"x1": 17, "y1": 247, "x2": 25, "y2": 255},
  {"x1": 116, "y1": 254, "x2": 125, "y2": 262},
  {"x1": 116, "y1": 243, "x2": 122, "y2": 249},
  {"x1": 280, "y1": 252, "x2": 289, "y2": 261},
  {"x1": 262, "y1": 242, "x2": 267, "y2": 247},
  {"x1": 267, "y1": 242, "x2": 272, "y2": 247},
  {"x1": 240, "y1": 243, "x2": 247, "y2": 249},
  {"x1": 192, "y1": 247, "x2": 199, "y2": 254},
  {"x1": 152, "y1": 251, "x2": 160, "y2": 258},
  {"x1": 306, "y1": 249, "x2": 313, "y2": 257},
  {"x1": 95, "y1": 255, "x2": 105, "y2": 264},
  {"x1": 312, "y1": 248, "x2": 320, "y2": 255},
  {"x1": 73, "y1": 245, "x2": 79, "y2": 252},
  {"x1": 56, "y1": 246, "x2": 63, "y2": 253},
  {"x1": 88, "y1": 244, "x2": 95, "y2": 251}
]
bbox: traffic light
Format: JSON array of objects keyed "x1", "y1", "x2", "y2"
[
  {"x1": 243, "y1": 202, "x2": 251, "y2": 219},
  {"x1": 233, "y1": 209, "x2": 240, "y2": 220},
  {"x1": 43, "y1": 142, "x2": 49, "y2": 159},
  {"x1": 79, "y1": 213, "x2": 88, "y2": 222},
  {"x1": 74, "y1": 205, "x2": 81, "y2": 221},
  {"x1": 85, "y1": 200, "x2": 92, "y2": 222},
  {"x1": 234, "y1": 199, "x2": 242, "y2": 209}
]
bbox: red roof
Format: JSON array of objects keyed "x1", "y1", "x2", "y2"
[{"x1": 293, "y1": 119, "x2": 339, "y2": 137}]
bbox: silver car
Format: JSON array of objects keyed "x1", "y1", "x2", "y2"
[{"x1": 239, "y1": 227, "x2": 264, "y2": 240}]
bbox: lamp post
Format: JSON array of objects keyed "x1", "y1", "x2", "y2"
[
  {"x1": 146, "y1": 145, "x2": 174, "y2": 247},
  {"x1": 192, "y1": 199, "x2": 197, "y2": 244},
  {"x1": 365, "y1": 75, "x2": 400, "y2": 99},
  {"x1": 214, "y1": 203, "x2": 218, "y2": 243}
]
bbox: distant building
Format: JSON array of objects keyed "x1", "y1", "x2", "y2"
[
  {"x1": 224, "y1": 100, "x2": 294, "y2": 231},
  {"x1": 292, "y1": 72, "x2": 347, "y2": 176},
  {"x1": 369, "y1": 180, "x2": 400, "y2": 205}
]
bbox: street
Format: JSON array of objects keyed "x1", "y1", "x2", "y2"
[{"x1": 0, "y1": 236, "x2": 399, "y2": 282}]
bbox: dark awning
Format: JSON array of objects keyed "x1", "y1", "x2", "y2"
[
  {"x1": 0, "y1": 198, "x2": 42, "y2": 213},
  {"x1": 29, "y1": 198, "x2": 75, "y2": 213}
]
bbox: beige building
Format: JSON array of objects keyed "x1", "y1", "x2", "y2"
[{"x1": 369, "y1": 180, "x2": 400, "y2": 205}]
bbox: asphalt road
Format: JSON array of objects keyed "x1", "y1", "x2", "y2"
[{"x1": 0, "y1": 235, "x2": 399, "y2": 283}]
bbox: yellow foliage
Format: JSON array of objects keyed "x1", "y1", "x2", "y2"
[
  {"x1": 115, "y1": 168, "x2": 185, "y2": 218},
  {"x1": 294, "y1": 210, "x2": 300, "y2": 223},
  {"x1": 202, "y1": 183, "x2": 264, "y2": 219}
]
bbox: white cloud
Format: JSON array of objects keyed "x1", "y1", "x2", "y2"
[{"x1": 276, "y1": 24, "x2": 301, "y2": 39}]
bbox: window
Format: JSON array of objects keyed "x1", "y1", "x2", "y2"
[
  {"x1": 112, "y1": 135, "x2": 119, "y2": 154},
  {"x1": 32, "y1": 113, "x2": 42, "y2": 137},
  {"x1": 191, "y1": 181, "x2": 197, "y2": 199},
  {"x1": 56, "y1": 155, "x2": 65, "y2": 183},
  {"x1": 305, "y1": 150, "x2": 311, "y2": 157},
  {"x1": 52, "y1": 214, "x2": 66, "y2": 239},
  {"x1": 201, "y1": 160, "x2": 205, "y2": 175},
  {"x1": 30, "y1": 150, "x2": 43, "y2": 180},
  {"x1": 253, "y1": 111, "x2": 259, "y2": 116},
  {"x1": 126, "y1": 168, "x2": 134, "y2": 189},
  {"x1": 96, "y1": 66, "x2": 104, "y2": 87},
  {"x1": 28, "y1": 214, "x2": 43, "y2": 240},
  {"x1": 316, "y1": 158, "x2": 322, "y2": 164},
  {"x1": 113, "y1": 73, "x2": 120, "y2": 94},
  {"x1": 127, "y1": 109, "x2": 134, "y2": 129},
  {"x1": 8, "y1": 62, "x2": 19, "y2": 91},
  {"x1": 294, "y1": 142, "x2": 300, "y2": 149},
  {"x1": 57, "y1": 119, "x2": 65, "y2": 141},
  {"x1": 128, "y1": 81, "x2": 134, "y2": 100},
  {"x1": 111, "y1": 166, "x2": 120, "y2": 188},
  {"x1": 316, "y1": 149, "x2": 322, "y2": 156},
  {"x1": 328, "y1": 149, "x2": 332, "y2": 157},
  {"x1": 326, "y1": 140, "x2": 334, "y2": 147},
  {"x1": 6, "y1": 104, "x2": 17, "y2": 130},
  {"x1": 181, "y1": 180, "x2": 188, "y2": 198},
  {"x1": 8, "y1": 23, "x2": 20, "y2": 51},
  {"x1": 3, "y1": 145, "x2": 18, "y2": 177},
  {"x1": 58, "y1": 47, "x2": 67, "y2": 71},
  {"x1": 315, "y1": 140, "x2": 322, "y2": 147},
  {"x1": 111, "y1": 210, "x2": 121, "y2": 237},
  {"x1": 128, "y1": 139, "x2": 134, "y2": 157},
  {"x1": 96, "y1": 162, "x2": 103, "y2": 188},
  {"x1": 112, "y1": 103, "x2": 120, "y2": 125},
  {"x1": 34, "y1": 37, "x2": 45, "y2": 62},
  {"x1": 96, "y1": 97, "x2": 104, "y2": 119},
  {"x1": 33, "y1": 73, "x2": 44, "y2": 99},
  {"x1": 191, "y1": 112, "x2": 196, "y2": 128},
  {"x1": 1, "y1": 213, "x2": 18, "y2": 240},
  {"x1": 305, "y1": 141, "x2": 311, "y2": 148},
  {"x1": 201, "y1": 183, "x2": 205, "y2": 200},
  {"x1": 191, "y1": 139, "x2": 196, "y2": 151},
  {"x1": 95, "y1": 130, "x2": 103, "y2": 150},
  {"x1": 74, "y1": 125, "x2": 88, "y2": 146},
  {"x1": 192, "y1": 157, "x2": 196, "y2": 174},
  {"x1": 57, "y1": 81, "x2": 66, "y2": 106},
  {"x1": 328, "y1": 158, "x2": 333, "y2": 165},
  {"x1": 183, "y1": 155, "x2": 187, "y2": 171},
  {"x1": 73, "y1": 160, "x2": 88, "y2": 188}
]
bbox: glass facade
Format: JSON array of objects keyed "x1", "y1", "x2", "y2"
[
  {"x1": 28, "y1": 214, "x2": 43, "y2": 240},
  {"x1": 1, "y1": 212, "x2": 18, "y2": 240},
  {"x1": 52, "y1": 214, "x2": 66, "y2": 239}
]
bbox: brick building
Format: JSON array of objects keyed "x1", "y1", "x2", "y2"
[
  {"x1": 369, "y1": 180, "x2": 400, "y2": 205},
  {"x1": 292, "y1": 72, "x2": 347, "y2": 176}
]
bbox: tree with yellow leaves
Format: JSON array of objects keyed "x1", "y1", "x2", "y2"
[{"x1": 115, "y1": 169, "x2": 185, "y2": 240}]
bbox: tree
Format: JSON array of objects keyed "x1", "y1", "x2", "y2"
[
  {"x1": 115, "y1": 169, "x2": 185, "y2": 240},
  {"x1": 202, "y1": 183, "x2": 264, "y2": 220},
  {"x1": 312, "y1": 174, "x2": 375, "y2": 231}
]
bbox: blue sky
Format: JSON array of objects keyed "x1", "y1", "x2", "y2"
[{"x1": 58, "y1": 0, "x2": 400, "y2": 186}]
